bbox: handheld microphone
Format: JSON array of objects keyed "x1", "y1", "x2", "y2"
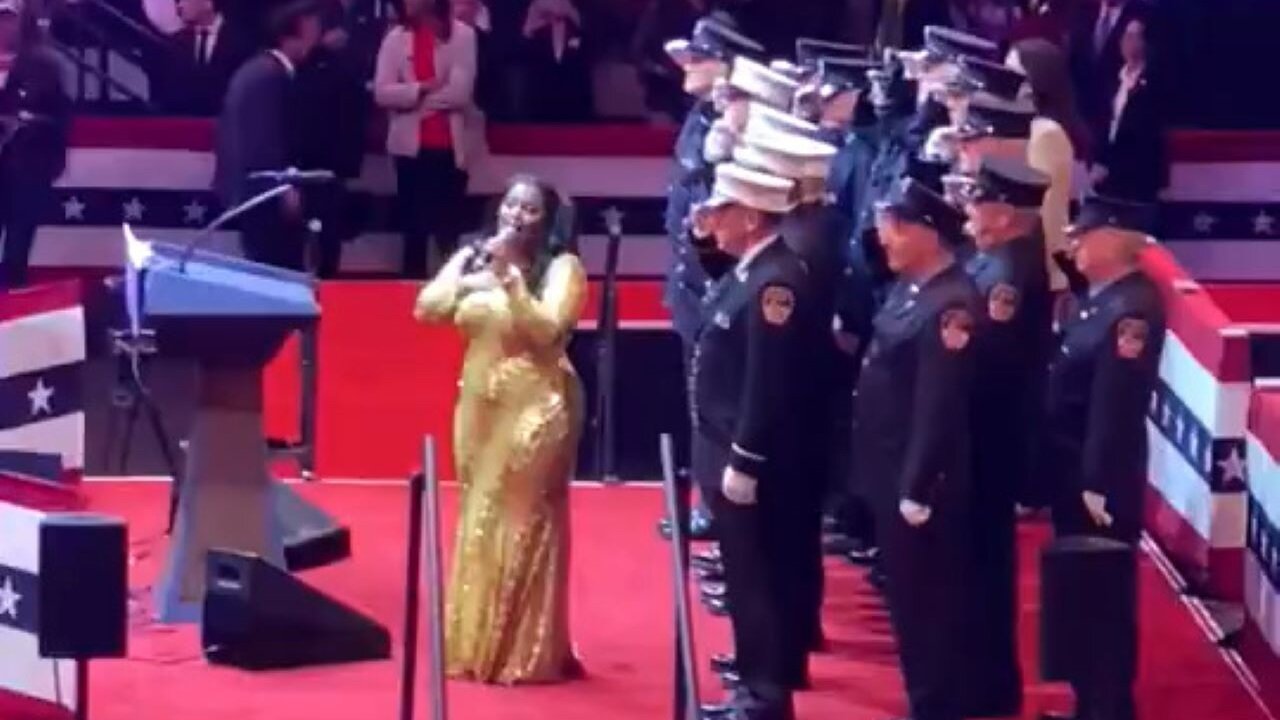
[{"x1": 247, "y1": 167, "x2": 337, "y2": 186}]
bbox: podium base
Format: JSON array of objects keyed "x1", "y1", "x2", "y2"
[{"x1": 153, "y1": 365, "x2": 348, "y2": 624}]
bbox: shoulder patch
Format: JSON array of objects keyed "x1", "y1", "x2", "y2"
[
  {"x1": 988, "y1": 283, "x2": 1019, "y2": 323},
  {"x1": 940, "y1": 307, "x2": 974, "y2": 352},
  {"x1": 1116, "y1": 317, "x2": 1149, "y2": 359},
  {"x1": 761, "y1": 285, "x2": 796, "y2": 326}
]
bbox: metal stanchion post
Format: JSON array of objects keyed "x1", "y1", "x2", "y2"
[
  {"x1": 421, "y1": 437, "x2": 449, "y2": 720},
  {"x1": 398, "y1": 471, "x2": 426, "y2": 720},
  {"x1": 661, "y1": 433, "x2": 701, "y2": 720}
]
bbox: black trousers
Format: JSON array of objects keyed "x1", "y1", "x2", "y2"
[
  {"x1": 304, "y1": 183, "x2": 353, "y2": 279},
  {"x1": 704, "y1": 439, "x2": 799, "y2": 697},
  {"x1": 0, "y1": 175, "x2": 50, "y2": 289},
  {"x1": 239, "y1": 201, "x2": 306, "y2": 272},
  {"x1": 877, "y1": 497, "x2": 970, "y2": 720},
  {"x1": 963, "y1": 460, "x2": 1023, "y2": 717},
  {"x1": 395, "y1": 148, "x2": 467, "y2": 279}
]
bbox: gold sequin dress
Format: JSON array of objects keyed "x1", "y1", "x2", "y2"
[{"x1": 414, "y1": 250, "x2": 587, "y2": 685}]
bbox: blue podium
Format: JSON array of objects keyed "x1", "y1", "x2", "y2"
[{"x1": 123, "y1": 228, "x2": 327, "y2": 622}]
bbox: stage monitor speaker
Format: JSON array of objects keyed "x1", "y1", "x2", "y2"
[
  {"x1": 201, "y1": 549, "x2": 391, "y2": 670},
  {"x1": 1040, "y1": 535, "x2": 1138, "y2": 683},
  {"x1": 38, "y1": 514, "x2": 129, "y2": 659},
  {"x1": 275, "y1": 483, "x2": 352, "y2": 572}
]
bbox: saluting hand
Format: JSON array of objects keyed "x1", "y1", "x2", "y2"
[
  {"x1": 722, "y1": 467, "x2": 758, "y2": 506},
  {"x1": 1082, "y1": 491, "x2": 1113, "y2": 528},
  {"x1": 899, "y1": 499, "x2": 932, "y2": 527}
]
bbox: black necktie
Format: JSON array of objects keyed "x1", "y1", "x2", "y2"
[{"x1": 195, "y1": 30, "x2": 209, "y2": 65}]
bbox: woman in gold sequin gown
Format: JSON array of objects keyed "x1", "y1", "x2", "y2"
[{"x1": 413, "y1": 175, "x2": 586, "y2": 685}]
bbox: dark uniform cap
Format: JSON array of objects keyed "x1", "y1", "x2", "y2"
[
  {"x1": 796, "y1": 38, "x2": 871, "y2": 68},
  {"x1": 957, "y1": 92, "x2": 1036, "y2": 140},
  {"x1": 665, "y1": 14, "x2": 765, "y2": 65},
  {"x1": 954, "y1": 55, "x2": 1026, "y2": 101},
  {"x1": 970, "y1": 155, "x2": 1050, "y2": 209},
  {"x1": 1067, "y1": 196, "x2": 1157, "y2": 237},
  {"x1": 816, "y1": 57, "x2": 879, "y2": 99},
  {"x1": 924, "y1": 25, "x2": 999, "y2": 62},
  {"x1": 906, "y1": 152, "x2": 949, "y2": 195},
  {"x1": 877, "y1": 177, "x2": 967, "y2": 243}
]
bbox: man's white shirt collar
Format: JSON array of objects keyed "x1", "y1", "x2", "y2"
[
  {"x1": 734, "y1": 234, "x2": 780, "y2": 281},
  {"x1": 269, "y1": 49, "x2": 296, "y2": 77}
]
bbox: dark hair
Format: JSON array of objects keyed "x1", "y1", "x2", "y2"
[
  {"x1": 1012, "y1": 38, "x2": 1092, "y2": 158},
  {"x1": 268, "y1": 0, "x2": 321, "y2": 44},
  {"x1": 484, "y1": 174, "x2": 578, "y2": 292}
]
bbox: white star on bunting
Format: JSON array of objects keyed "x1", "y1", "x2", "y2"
[
  {"x1": 123, "y1": 197, "x2": 146, "y2": 221},
  {"x1": 27, "y1": 378, "x2": 54, "y2": 416},
  {"x1": 0, "y1": 576, "x2": 19, "y2": 620},
  {"x1": 1255, "y1": 210, "x2": 1276, "y2": 236},
  {"x1": 62, "y1": 196, "x2": 86, "y2": 221},
  {"x1": 1217, "y1": 446, "x2": 1246, "y2": 486},
  {"x1": 1161, "y1": 398, "x2": 1173, "y2": 427},
  {"x1": 1192, "y1": 212, "x2": 1217, "y2": 234},
  {"x1": 1187, "y1": 430, "x2": 1198, "y2": 460},
  {"x1": 183, "y1": 199, "x2": 208, "y2": 225}
]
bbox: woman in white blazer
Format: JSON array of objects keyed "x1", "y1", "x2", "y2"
[
  {"x1": 1006, "y1": 38, "x2": 1091, "y2": 295},
  {"x1": 374, "y1": 0, "x2": 483, "y2": 278}
]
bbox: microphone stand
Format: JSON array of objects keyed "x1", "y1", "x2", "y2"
[
  {"x1": 591, "y1": 207, "x2": 625, "y2": 484},
  {"x1": 177, "y1": 183, "x2": 294, "y2": 273}
]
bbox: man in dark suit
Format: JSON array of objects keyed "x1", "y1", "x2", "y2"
[
  {"x1": 292, "y1": 0, "x2": 375, "y2": 278},
  {"x1": 855, "y1": 176, "x2": 981, "y2": 720},
  {"x1": 163, "y1": 0, "x2": 256, "y2": 115},
  {"x1": 0, "y1": 0, "x2": 69, "y2": 289},
  {"x1": 1069, "y1": 0, "x2": 1150, "y2": 145},
  {"x1": 1041, "y1": 196, "x2": 1165, "y2": 720},
  {"x1": 214, "y1": 0, "x2": 322, "y2": 271}
]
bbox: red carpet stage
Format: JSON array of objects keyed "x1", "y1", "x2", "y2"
[{"x1": 0, "y1": 480, "x2": 1262, "y2": 720}]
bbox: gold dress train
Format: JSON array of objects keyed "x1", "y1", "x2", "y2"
[{"x1": 414, "y1": 251, "x2": 587, "y2": 685}]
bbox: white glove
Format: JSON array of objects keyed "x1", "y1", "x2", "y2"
[
  {"x1": 899, "y1": 498, "x2": 932, "y2": 527},
  {"x1": 722, "y1": 467, "x2": 758, "y2": 506},
  {"x1": 702, "y1": 119, "x2": 738, "y2": 163},
  {"x1": 1082, "y1": 491, "x2": 1113, "y2": 527}
]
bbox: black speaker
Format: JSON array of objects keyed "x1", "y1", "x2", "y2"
[
  {"x1": 201, "y1": 549, "x2": 391, "y2": 670},
  {"x1": 1040, "y1": 535, "x2": 1138, "y2": 683},
  {"x1": 38, "y1": 514, "x2": 128, "y2": 659}
]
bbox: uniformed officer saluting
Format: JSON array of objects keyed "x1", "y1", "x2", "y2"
[
  {"x1": 854, "y1": 176, "x2": 981, "y2": 720},
  {"x1": 733, "y1": 113, "x2": 839, "y2": 666},
  {"x1": 692, "y1": 160, "x2": 821, "y2": 720},
  {"x1": 660, "y1": 14, "x2": 764, "y2": 541},
  {"x1": 958, "y1": 155, "x2": 1053, "y2": 719},
  {"x1": 1041, "y1": 196, "x2": 1165, "y2": 720}
]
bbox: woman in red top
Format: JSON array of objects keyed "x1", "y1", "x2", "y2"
[{"x1": 375, "y1": 0, "x2": 478, "y2": 278}]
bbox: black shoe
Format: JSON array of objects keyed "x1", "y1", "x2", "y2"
[
  {"x1": 701, "y1": 580, "x2": 727, "y2": 599},
  {"x1": 695, "y1": 564, "x2": 725, "y2": 583},
  {"x1": 703, "y1": 595, "x2": 730, "y2": 616},
  {"x1": 867, "y1": 566, "x2": 887, "y2": 591},
  {"x1": 710, "y1": 653, "x2": 736, "y2": 675},
  {"x1": 690, "y1": 507, "x2": 715, "y2": 540},
  {"x1": 701, "y1": 688, "x2": 752, "y2": 719},
  {"x1": 692, "y1": 546, "x2": 722, "y2": 568},
  {"x1": 844, "y1": 544, "x2": 880, "y2": 566},
  {"x1": 823, "y1": 533, "x2": 856, "y2": 556}
]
